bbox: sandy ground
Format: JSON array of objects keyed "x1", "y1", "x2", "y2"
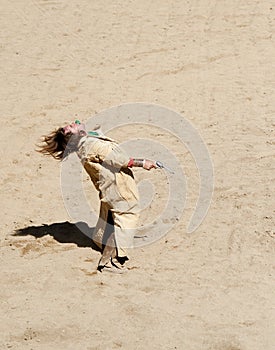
[{"x1": 0, "y1": 0, "x2": 274, "y2": 349}]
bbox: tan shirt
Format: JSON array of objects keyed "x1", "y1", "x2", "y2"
[{"x1": 77, "y1": 135, "x2": 139, "y2": 212}]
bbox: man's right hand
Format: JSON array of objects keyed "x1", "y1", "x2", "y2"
[{"x1": 143, "y1": 159, "x2": 157, "y2": 171}]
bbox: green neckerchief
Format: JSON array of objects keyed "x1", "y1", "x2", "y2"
[
  {"x1": 88, "y1": 131, "x2": 99, "y2": 136},
  {"x1": 75, "y1": 121, "x2": 100, "y2": 137}
]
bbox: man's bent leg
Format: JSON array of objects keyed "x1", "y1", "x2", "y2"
[{"x1": 92, "y1": 202, "x2": 110, "y2": 250}]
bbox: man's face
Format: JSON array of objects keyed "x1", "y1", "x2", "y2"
[{"x1": 63, "y1": 122, "x2": 85, "y2": 135}]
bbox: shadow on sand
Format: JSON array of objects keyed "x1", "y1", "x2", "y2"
[{"x1": 14, "y1": 221, "x2": 101, "y2": 252}]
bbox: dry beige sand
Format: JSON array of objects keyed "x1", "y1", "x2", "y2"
[{"x1": 0, "y1": 0, "x2": 274, "y2": 349}]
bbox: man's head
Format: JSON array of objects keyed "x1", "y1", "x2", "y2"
[
  {"x1": 37, "y1": 121, "x2": 86, "y2": 160},
  {"x1": 62, "y1": 121, "x2": 86, "y2": 136}
]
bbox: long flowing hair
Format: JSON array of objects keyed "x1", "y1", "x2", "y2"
[{"x1": 37, "y1": 127, "x2": 80, "y2": 160}]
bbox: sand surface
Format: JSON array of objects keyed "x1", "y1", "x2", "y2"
[{"x1": 0, "y1": 1, "x2": 274, "y2": 349}]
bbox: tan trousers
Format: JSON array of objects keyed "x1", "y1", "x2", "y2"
[{"x1": 93, "y1": 202, "x2": 139, "y2": 266}]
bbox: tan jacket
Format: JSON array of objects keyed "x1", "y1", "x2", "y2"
[{"x1": 77, "y1": 135, "x2": 139, "y2": 212}]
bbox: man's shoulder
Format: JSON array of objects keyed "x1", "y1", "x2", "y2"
[{"x1": 77, "y1": 136, "x2": 117, "y2": 159}]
